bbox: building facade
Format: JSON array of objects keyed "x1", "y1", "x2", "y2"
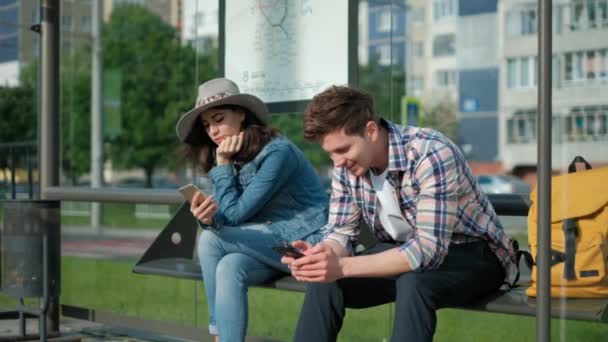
[
  {"x1": 181, "y1": 0, "x2": 217, "y2": 52},
  {"x1": 499, "y1": 0, "x2": 608, "y2": 170},
  {"x1": 364, "y1": 1, "x2": 408, "y2": 67}
]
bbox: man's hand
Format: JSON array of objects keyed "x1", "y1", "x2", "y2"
[
  {"x1": 190, "y1": 191, "x2": 217, "y2": 225},
  {"x1": 288, "y1": 242, "x2": 345, "y2": 283},
  {"x1": 216, "y1": 132, "x2": 244, "y2": 165}
]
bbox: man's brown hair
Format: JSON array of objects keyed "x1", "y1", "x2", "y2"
[{"x1": 303, "y1": 85, "x2": 377, "y2": 141}]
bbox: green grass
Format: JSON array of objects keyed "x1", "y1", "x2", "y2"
[
  {"x1": 1, "y1": 257, "x2": 605, "y2": 341},
  {"x1": 61, "y1": 202, "x2": 177, "y2": 230}
]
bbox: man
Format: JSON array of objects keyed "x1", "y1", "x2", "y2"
[{"x1": 281, "y1": 86, "x2": 516, "y2": 341}]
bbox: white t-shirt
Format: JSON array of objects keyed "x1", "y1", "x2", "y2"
[{"x1": 369, "y1": 168, "x2": 415, "y2": 242}]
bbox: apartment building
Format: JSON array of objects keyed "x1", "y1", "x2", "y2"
[
  {"x1": 364, "y1": 1, "x2": 408, "y2": 67},
  {"x1": 499, "y1": 0, "x2": 608, "y2": 171},
  {"x1": 181, "y1": 0, "x2": 218, "y2": 53},
  {"x1": 0, "y1": 0, "x2": 40, "y2": 85}
]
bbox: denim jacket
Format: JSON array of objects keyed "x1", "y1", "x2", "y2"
[{"x1": 205, "y1": 136, "x2": 328, "y2": 243}]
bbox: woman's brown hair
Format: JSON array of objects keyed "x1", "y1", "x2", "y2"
[{"x1": 182, "y1": 105, "x2": 280, "y2": 173}]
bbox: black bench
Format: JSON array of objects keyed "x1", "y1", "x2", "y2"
[{"x1": 132, "y1": 194, "x2": 608, "y2": 323}]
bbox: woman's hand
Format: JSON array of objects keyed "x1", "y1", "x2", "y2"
[
  {"x1": 190, "y1": 191, "x2": 218, "y2": 225},
  {"x1": 216, "y1": 132, "x2": 244, "y2": 165}
]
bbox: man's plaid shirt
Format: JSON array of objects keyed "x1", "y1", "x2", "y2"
[{"x1": 322, "y1": 119, "x2": 516, "y2": 280}]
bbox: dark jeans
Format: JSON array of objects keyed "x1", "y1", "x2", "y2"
[{"x1": 293, "y1": 241, "x2": 505, "y2": 342}]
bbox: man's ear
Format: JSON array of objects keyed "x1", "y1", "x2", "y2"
[{"x1": 365, "y1": 120, "x2": 379, "y2": 141}]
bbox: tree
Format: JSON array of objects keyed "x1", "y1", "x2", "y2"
[
  {"x1": 0, "y1": 62, "x2": 38, "y2": 181},
  {"x1": 269, "y1": 114, "x2": 331, "y2": 171},
  {"x1": 357, "y1": 60, "x2": 406, "y2": 124},
  {"x1": 103, "y1": 4, "x2": 218, "y2": 187},
  {"x1": 61, "y1": 49, "x2": 93, "y2": 184},
  {"x1": 0, "y1": 67, "x2": 37, "y2": 144},
  {"x1": 420, "y1": 100, "x2": 459, "y2": 144}
]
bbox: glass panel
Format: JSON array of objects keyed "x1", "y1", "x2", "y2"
[{"x1": 7, "y1": 1, "x2": 607, "y2": 341}]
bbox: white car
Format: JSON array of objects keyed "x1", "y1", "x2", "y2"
[{"x1": 475, "y1": 174, "x2": 531, "y2": 195}]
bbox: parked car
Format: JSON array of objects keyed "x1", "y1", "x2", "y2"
[{"x1": 475, "y1": 174, "x2": 531, "y2": 195}]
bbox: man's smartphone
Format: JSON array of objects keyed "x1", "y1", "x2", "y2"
[
  {"x1": 178, "y1": 183, "x2": 206, "y2": 203},
  {"x1": 272, "y1": 242, "x2": 305, "y2": 259}
]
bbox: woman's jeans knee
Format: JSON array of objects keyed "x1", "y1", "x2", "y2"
[{"x1": 197, "y1": 224, "x2": 297, "y2": 340}]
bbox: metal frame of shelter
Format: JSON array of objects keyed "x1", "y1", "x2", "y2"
[{"x1": 36, "y1": 0, "x2": 555, "y2": 341}]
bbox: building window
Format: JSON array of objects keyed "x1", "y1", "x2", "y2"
[
  {"x1": 507, "y1": 7, "x2": 537, "y2": 36},
  {"x1": 377, "y1": 10, "x2": 392, "y2": 32},
  {"x1": 194, "y1": 12, "x2": 205, "y2": 26},
  {"x1": 62, "y1": 15, "x2": 72, "y2": 31},
  {"x1": 565, "y1": 106, "x2": 608, "y2": 141},
  {"x1": 413, "y1": 42, "x2": 424, "y2": 58},
  {"x1": 506, "y1": 57, "x2": 538, "y2": 88},
  {"x1": 571, "y1": 0, "x2": 608, "y2": 31},
  {"x1": 507, "y1": 110, "x2": 536, "y2": 143},
  {"x1": 507, "y1": 59, "x2": 517, "y2": 88},
  {"x1": 522, "y1": 8, "x2": 537, "y2": 34},
  {"x1": 433, "y1": 0, "x2": 457, "y2": 22},
  {"x1": 564, "y1": 48, "x2": 608, "y2": 83},
  {"x1": 31, "y1": 9, "x2": 40, "y2": 24},
  {"x1": 377, "y1": 44, "x2": 391, "y2": 65},
  {"x1": 82, "y1": 16, "x2": 91, "y2": 33},
  {"x1": 435, "y1": 70, "x2": 457, "y2": 88},
  {"x1": 410, "y1": 77, "x2": 424, "y2": 95},
  {"x1": 432, "y1": 34, "x2": 455, "y2": 57},
  {"x1": 410, "y1": 7, "x2": 425, "y2": 24}
]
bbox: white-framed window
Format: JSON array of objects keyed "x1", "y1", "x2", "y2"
[
  {"x1": 507, "y1": 110, "x2": 537, "y2": 143},
  {"x1": 194, "y1": 12, "x2": 205, "y2": 26},
  {"x1": 435, "y1": 69, "x2": 457, "y2": 88},
  {"x1": 564, "y1": 106, "x2": 608, "y2": 141},
  {"x1": 506, "y1": 57, "x2": 538, "y2": 89},
  {"x1": 507, "y1": 59, "x2": 518, "y2": 88},
  {"x1": 62, "y1": 15, "x2": 72, "y2": 32},
  {"x1": 433, "y1": 0, "x2": 457, "y2": 21},
  {"x1": 506, "y1": 7, "x2": 537, "y2": 36},
  {"x1": 564, "y1": 48, "x2": 608, "y2": 83},
  {"x1": 413, "y1": 41, "x2": 424, "y2": 58},
  {"x1": 377, "y1": 10, "x2": 392, "y2": 32},
  {"x1": 81, "y1": 16, "x2": 91, "y2": 33},
  {"x1": 377, "y1": 44, "x2": 392, "y2": 65},
  {"x1": 410, "y1": 7, "x2": 425, "y2": 24},
  {"x1": 571, "y1": 0, "x2": 608, "y2": 31},
  {"x1": 411, "y1": 77, "x2": 424, "y2": 92},
  {"x1": 432, "y1": 34, "x2": 455, "y2": 57},
  {"x1": 508, "y1": 5, "x2": 564, "y2": 35}
]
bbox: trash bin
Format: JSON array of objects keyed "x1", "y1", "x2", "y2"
[{"x1": 0, "y1": 200, "x2": 61, "y2": 298}]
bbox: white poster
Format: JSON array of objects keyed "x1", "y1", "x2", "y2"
[{"x1": 225, "y1": 0, "x2": 350, "y2": 104}]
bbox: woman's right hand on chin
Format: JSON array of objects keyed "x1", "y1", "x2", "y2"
[
  {"x1": 190, "y1": 191, "x2": 218, "y2": 225},
  {"x1": 216, "y1": 132, "x2": 243, "y2": 165}
]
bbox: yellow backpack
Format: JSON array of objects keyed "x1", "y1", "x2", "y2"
[{"x1": 526, "y1": 158, "x2": 608, "y2": 298}]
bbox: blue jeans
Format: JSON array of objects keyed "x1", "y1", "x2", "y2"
[{"x1": 197, "y1": 223, "x2": 317, "y2": 342}]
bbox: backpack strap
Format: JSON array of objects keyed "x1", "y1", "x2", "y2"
[
  {"x1": 507, "y1": 239, "x2": 534, "y2": 289},
  {"x1": 562, "y1": 156, "x2": 586, "y2": 280},
  {"x1": 562, "y1": 218, "x2": 578, "y2": 280}
]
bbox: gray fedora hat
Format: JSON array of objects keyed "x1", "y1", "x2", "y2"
[{"x1": 176, "y1": 78, "x2": 268, "y2": 142}]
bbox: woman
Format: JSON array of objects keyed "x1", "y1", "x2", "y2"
[{"x1": 176, "y1": 78, "x2": 328, "y2": 342}]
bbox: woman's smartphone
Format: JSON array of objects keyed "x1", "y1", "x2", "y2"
[
  {"x1": 178, "y1": 184, "x2": 206, "y2": 203},
  {"x1": 272, "y1": 242, "x2": 305, "y2": 259}
]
